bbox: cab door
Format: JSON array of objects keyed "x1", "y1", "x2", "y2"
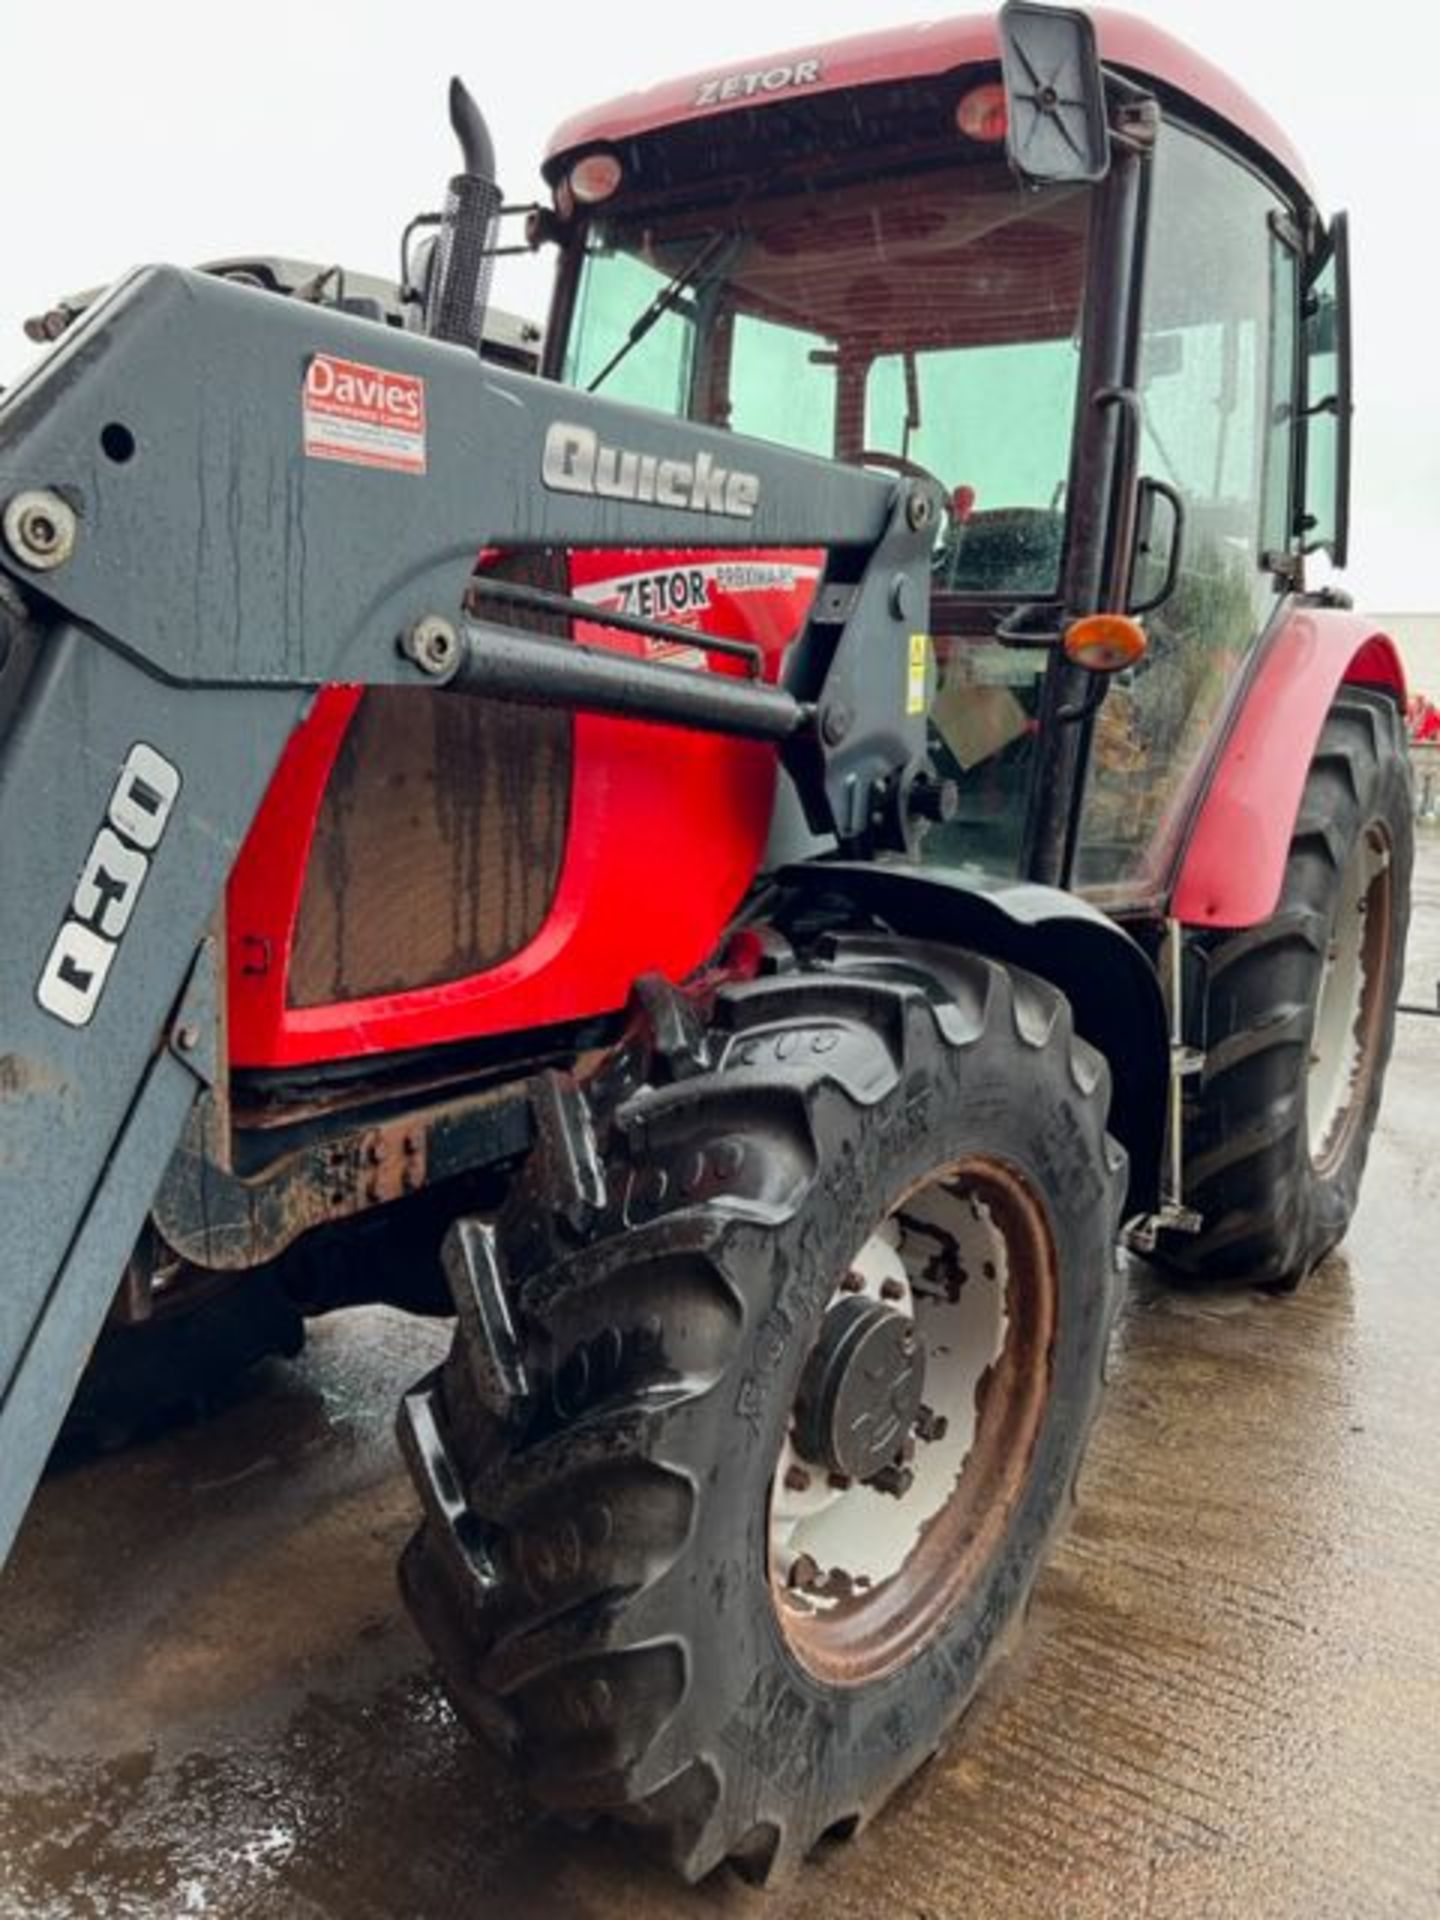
[{"x1": 1072, "y1": 121, "x2": 1304, "y2": 908}]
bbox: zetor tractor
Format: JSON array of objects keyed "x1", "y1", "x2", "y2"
[{"x1": 0, "y1": 1, "x2": 1411, "y2": 1885}]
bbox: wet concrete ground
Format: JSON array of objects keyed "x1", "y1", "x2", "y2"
[{"x1": 3, "y1": 847, "x2": 1440, "y2": 1919}]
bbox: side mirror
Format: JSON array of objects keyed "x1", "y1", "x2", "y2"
[
  {"x1": 999, "y1": 1, "x2": 1110, "y2": 186},
  {"x1": 1127, "y1": 476, "x2": 1184, "y2": 615}
]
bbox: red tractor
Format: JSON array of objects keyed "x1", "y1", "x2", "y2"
[{"x1": 0, "y1": 1, "x2": 1409, "y2": 1884}]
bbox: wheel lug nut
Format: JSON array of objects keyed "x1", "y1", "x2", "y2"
[
  {"x1": 788, "y1": 1553, "x2": 821, "y2": 1591},
  {"x1": 784, "y1": 1464, "x2": 812, "y2": 1493},
  {"x1": 914, "y1": 1404, "x2": 948, "y2": 1443},
  {"x1": 840, "y1": 1271, "x2": 865, "y2": 1294},
  {"x1": 870, "y1": 1463, "x2": 914, "y2": 1498},
  {"x1": 827, "y1": 1472, "x2": 853, "y2": 1492},
  {"x1": 879, "y1": 1278, "x2": 905, "y2": 1303}
]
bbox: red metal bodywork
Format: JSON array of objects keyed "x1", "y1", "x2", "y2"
[
  {"x1": 226, "y1": 553, "x2": 821, "y2": 1066},
  {"x1": 545, "y1": 8, "x2": 1312, "y2": 201},
  {"x1": 226, "y1": 5, "x2": 1339, "y2": 1067},
  {"x1": 1171, "y1": 612, "x2": 1406, "y2": 929}
]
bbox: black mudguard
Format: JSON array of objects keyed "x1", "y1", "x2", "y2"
[{"x1": 780, "y1": 859, "x2": 1168, "y2": 1216}]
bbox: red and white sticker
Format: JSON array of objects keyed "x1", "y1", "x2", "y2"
[{"x1": 303, "y1": 354, "x2": 426, "y2": 474}]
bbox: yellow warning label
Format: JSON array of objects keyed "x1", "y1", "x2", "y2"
[{"x1": 907, "y1": 633, "x2": 930, "y2": 715}]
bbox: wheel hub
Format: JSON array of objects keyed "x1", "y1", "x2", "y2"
[
  {"x1": 794, "y1": 1296, "x2": 927, "y2": 1483},
  {"x1": 768, "y1": 1159, "x2": 1060, "y2": 1684}
]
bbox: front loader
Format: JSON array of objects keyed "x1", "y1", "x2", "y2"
[{"x1": 0, "y1": 2, "x2": 1409, "y2": 1885}]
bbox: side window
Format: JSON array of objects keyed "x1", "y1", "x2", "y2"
[
  {"x1": 1075, "y1": 127, "x2": 1301, "y2": 892},
  {"x1": 1300, "y1": 214, "x2": 1351, "y2": 564}
]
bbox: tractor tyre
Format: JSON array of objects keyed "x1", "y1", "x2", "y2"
[
  {"x1": 399, "y1": 938, "x2": 1125, "y2": 1882},
  {"x1": 1158, "y1": 687, "x2": 1411, "y2": 1289}
]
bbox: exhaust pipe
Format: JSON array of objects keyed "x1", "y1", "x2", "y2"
[{"x1": 424, "y1": 78, "x2": 504, "y2": 351}]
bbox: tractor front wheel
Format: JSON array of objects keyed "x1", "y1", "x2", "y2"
[{"x1": 399, "y1": 939, "x2": 1125, "y2": 1881}]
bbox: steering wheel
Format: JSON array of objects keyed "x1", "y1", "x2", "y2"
[{"x1": 855, "y1": 449, "x2": 956, "y2": 550}]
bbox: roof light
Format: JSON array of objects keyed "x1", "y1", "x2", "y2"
[
  {"x1": 568, "y1": 151, "x2": 624, "y2": 205},
  {"x1": 956, "y1": 82, "x2": 1008, "y2": 144},
  {"x1": 1063, "y1": 613, "x2": 1149, "y2": 674}
]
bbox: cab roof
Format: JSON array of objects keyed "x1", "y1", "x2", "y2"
[{"x1": 545, "y1": 8, "x2": 1313, "y2": 204}]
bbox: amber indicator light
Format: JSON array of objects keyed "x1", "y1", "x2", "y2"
[{"x1": 1062, "y1": 612, "x2": 1149, "y2": 673}]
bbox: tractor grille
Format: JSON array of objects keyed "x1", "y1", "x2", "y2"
[{"x1": 289, "y1": 556, "x2": 571, "y2": 1008}]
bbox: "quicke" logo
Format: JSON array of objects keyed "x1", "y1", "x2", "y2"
[{"x1": 541, "y1": 422, "x2": 760, "y2": 519}]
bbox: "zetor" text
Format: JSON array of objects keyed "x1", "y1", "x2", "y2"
[{"x1": 695, "y1": 60, "x2": 822, "y2": 106}]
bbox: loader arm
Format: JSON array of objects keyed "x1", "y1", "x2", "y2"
[{"x1": 0, "y1": 265, "x2": 937, "y2": 1564}]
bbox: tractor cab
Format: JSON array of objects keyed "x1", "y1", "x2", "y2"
[{"x1": 539, "y1": 7, "x2": 1349, "y2": 912}]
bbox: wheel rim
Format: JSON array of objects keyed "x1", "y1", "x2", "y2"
[
  {"x1": 1308, "y1": 823, "x2": 1393, "y2": 1174},
  {"x1": 768, "y1": 1157, "x2": 1058, "y2": 1686}
]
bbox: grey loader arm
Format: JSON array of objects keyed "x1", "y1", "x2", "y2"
[{"x1": 0, "y1": 265, "x2": 935, "y2": 1564}]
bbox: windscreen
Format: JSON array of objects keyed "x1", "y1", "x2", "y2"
[{"x1": 561, "y1": 162, "x2": 1091, "y2": 600}]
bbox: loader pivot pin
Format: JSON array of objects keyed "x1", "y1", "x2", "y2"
[
  {"x1": 3, "y1": 490, "x2": 77, "y2": 572},
  {"x1": 401, "y1": 615, "x2": 461, "y2": 677}
]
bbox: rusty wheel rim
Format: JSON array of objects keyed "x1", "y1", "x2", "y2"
[
  {"x1": 768, "y1": 1157, "x2": 1058, "y2": 1687},
  {"x1": 1309, "y1": 823, "x2": 1394, "y2": 1176}
]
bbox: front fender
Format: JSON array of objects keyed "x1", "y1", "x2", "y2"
[
  {"x1": 780, "y1": 860, "x2": 1167, "y2": 1215},
  {"x1": 1171, "y1": 609, "x2": 1406, "y2": 930}
]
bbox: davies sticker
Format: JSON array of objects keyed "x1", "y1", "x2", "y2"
[{"x1": 303, "y1": 354, "x2": 427, "y2": 474}]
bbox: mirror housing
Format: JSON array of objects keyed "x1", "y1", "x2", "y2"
[{"x1": 999, "y1": 1, "x2": 1110, "y2": 186}]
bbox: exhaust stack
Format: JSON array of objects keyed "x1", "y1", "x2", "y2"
[{"x1": 424, "y1": 78, "x2": 503, "y2": 351}]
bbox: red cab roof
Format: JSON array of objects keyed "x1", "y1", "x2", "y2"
[{"x1": 545, "y1": 8, "x2": 1312, "y2": 202}]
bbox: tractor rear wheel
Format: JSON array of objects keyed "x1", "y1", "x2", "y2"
[
  {"x1": 399, "y1": 939, "x2": 1125, "y2": 1881},
  {"x1": 1158, "y1": 687, "x2": 1411, "y2": 1288}
]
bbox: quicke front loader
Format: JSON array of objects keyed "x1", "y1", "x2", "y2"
[{"x1": 0, "y1": 2, "x2": 1411, "y2": 1884}]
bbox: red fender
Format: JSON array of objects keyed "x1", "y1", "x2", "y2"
[{"x1": 1170, "y1": 609, "x2": 1406, "y2": 930}]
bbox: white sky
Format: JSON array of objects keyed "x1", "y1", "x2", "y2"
[{"x1": 3, "y1": 1, "x2": 1436, "y2": 609}]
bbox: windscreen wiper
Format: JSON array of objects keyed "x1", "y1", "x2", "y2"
[{"x1": 585, "y1": 230, "x2": 734, "y2": 394}]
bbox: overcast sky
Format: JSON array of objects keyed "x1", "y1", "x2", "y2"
[{"x1": 3, "y1": 1, "x2": 1435, "y2": 609}]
